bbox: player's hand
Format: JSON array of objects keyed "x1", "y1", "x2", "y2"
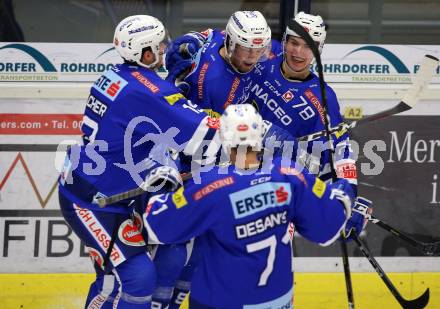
[
  {"x1": 165, "y1": 59, "x2": 193, "y2": 84},
  {"x1": 165, "y1": 34, "x2": 203, "y2": 73},
  {"x1": 343, "y1": 196, "x2": 373, "y2": 240}
]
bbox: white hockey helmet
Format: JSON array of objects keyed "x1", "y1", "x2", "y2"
[
  {"x1": 113, "y1": 15, "x2": 168, "y2": 69},
  {"x1": 220, "y1": 104, "x2": 264, "y2": 152},
  {"x1": 225, "y1": 11, "x2": 271, "y2": 55},
  {"x1": 285, "y1": 11, "x2": 326, "y2": 53}
]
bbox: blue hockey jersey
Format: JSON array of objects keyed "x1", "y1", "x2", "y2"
[
  {"x1": 183, "y1": 29, "x2": 253, "y2": 118},
  {"x1": 184, "y1": 30, "x2": 280, "y2": 118},
  {"x1": 58, "y1": 63, "x2": 216, "y2": 212},
  {"x1": 144, "y1": 158, "x2": 349, "y2": 308},
  {"x1": 249, "y1": 55, "x2": 357, "y2": 188}
]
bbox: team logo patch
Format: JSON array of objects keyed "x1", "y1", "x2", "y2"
[
  {"x1": 74, "y1": 204, "x2": 125, "y2": 266},
  {"x1": 87, "y1": 247, "x2": 104, "y2": 269},
  {"x1": 193, "y1": 176, "x2": 235, "y2": 201},
  {"x1": 172, "y1": 186, "x2": 188, "y2": 208},
  {"x1": 93, "y1": 70, "x2": 128, "y2": 101},
  {"x1": 206, "y1": 116, "x2": 220, "y2": 129},
  {"x1": 164, "y1": 93, "x2": 185, "y2": 105},
  {"x1": 312, "y1": 178, "x2": 326, "y2": 198},
  {"x1": 282, "y1": 90, "x2": 294, "y2": 103},
  {"x1": 118, "y1": 212, "x2": 145, "y2": 246},
  {"x1": 229, "y1": 182, "x2": 292, "y2": 219}
]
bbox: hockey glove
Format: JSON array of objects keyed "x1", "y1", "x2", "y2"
[
  {"x1": 165, "y1": 32, "x2": 205, "y2": 83},
  {"x1": 143, "y1": 165, "x2": 182, "y2": 195},
  {"x1": 331, "y1": 178, "x2": 356, "y2": 218},
  {"x1": 344, "y1": 196, "x2": 373, "y2": 240},
  {"x1": 165, "y1": 59, "x2": 193, "y2": 84}
]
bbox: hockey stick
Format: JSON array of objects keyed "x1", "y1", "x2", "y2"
[
  {"x1": 367, "y1": 214, "x2": 440, "y2": 256},
  {"x1": 352, "y1": 233, "x2": 430, "y2": 309},
  {"x1": 288, "y1": 19, "x2": 355, "y2": 309},
  {"x1": 298, "y1": 54, "x2": 439, "y2": 142},
  {"x1": 95, "y1": 172, "x2": 193, "y2": 207}
]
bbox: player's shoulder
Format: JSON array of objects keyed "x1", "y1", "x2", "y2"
[
  {"x1": 269, "y1": 157, "x2": 312, "y2": 187},
  {"x1": 301, "y1": 72, "x2": 338, "y2": 100},
  {"x1": 187, "y1": 166, "x2": 237, "y2": 202},
  {"x1": 119, "y1": 64, "x2": 184, "y2": 96},
  {"x1": 306, "y1": 72, "x2": 337, "y2": 94}
]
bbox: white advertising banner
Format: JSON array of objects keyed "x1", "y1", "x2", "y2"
[
  {"x1": 0, "y1": 42, "x2": 439, "y2": 83},
  {"x1": 318, "y1": 44, "x2": 440, "y2": 84},
  {"x1": 0, "y1": 42, "x2": 167, "y2": 83}
]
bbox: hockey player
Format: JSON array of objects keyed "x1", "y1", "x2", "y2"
[
  {"x1": 58, "y1": 15, "x2": 220, "y2": 308},
  {"x1": 151, "y1": 11, "x2": 286, "y2": 308},
  {"x1": 167, "y1": 12, "x2": 357, "y2": 192},
  {"x1": 143, "y1": 104, "x2": 370, "y2": 309},
  {"x1": 248, "y1": 12, "x2": 358, "y2": 190},
  {"x1": 165, "y1": 10, "x2": 273, "y2": 118}
]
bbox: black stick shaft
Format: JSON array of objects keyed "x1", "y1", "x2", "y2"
[
  {"x1": 288, "y1": 19, "x2": 355, "y2": 308},
  {"x1": 352, "y1": 233, "x2": 430, "y2": 309}
]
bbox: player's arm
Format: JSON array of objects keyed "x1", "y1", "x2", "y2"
[{"x1": 288, "y1": 171, "x2": 357, "y2": 246}]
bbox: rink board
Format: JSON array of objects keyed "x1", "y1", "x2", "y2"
[{"x1": 1, "y1": 272, "x2": 439, "y2": 309}]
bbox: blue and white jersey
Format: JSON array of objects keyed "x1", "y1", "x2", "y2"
[
  {"x1": 144, "y1": 158, "x2": 348, "y2": 308},
  {"x1": 249, "y1": 54, "x2": 357, "y2": 189},
  {"x1": 184, "y1": 30, "x2": 280, "y2": 118},
  {"x1": 58, "y1": 63, "x2": 216, "y2": 212}
]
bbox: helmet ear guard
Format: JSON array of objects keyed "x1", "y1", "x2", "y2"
[
  {"x1": 113, "y1": 15, "x2": 170, "y2": 69},
  {"x1": 219, "y1": 104, "x2": 264, "y2": 154}
]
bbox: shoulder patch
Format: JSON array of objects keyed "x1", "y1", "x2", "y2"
[
  {"x1": 193, "y1": 176, "x2": 235, "y2": 201},
  {"x1": 304, "y1": 89, "x2": 325, "y2": 125},
  {"x1": 131, "y1": 71, "x2": 160, "y2": 93},
  {"x1": 164, "y1": 93, "x2": 185, "y2": 105},
  {"x1": 312, "y1": 178, "x2": 326, "y2": 198},
  {"x1": 172, "y1": 186, "x2": 188, "y2": 208}
]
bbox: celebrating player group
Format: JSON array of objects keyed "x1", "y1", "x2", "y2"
[{"x1": 57, "y1": 7, "x2": 438, "y2": 309}]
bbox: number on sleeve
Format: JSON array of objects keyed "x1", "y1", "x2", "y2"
[{"x1": 81, "y1": 115, "x2": 99, "y2": 143}]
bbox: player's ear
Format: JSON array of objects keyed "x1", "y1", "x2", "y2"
[{"x1": 141, "y1": 47, "x2": 155, "y2": 66}]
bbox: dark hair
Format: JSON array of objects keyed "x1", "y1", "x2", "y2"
[{"x1": 123, "y1": 46, "x2": 153, "y2": 65}]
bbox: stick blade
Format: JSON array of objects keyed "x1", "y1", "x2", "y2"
[
  {"x1": 402, "y1": 55, "x2": 439, "y2": 108},
  {"x1": 400, "y1": 288, "x2": 430, "y2": 309}
]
